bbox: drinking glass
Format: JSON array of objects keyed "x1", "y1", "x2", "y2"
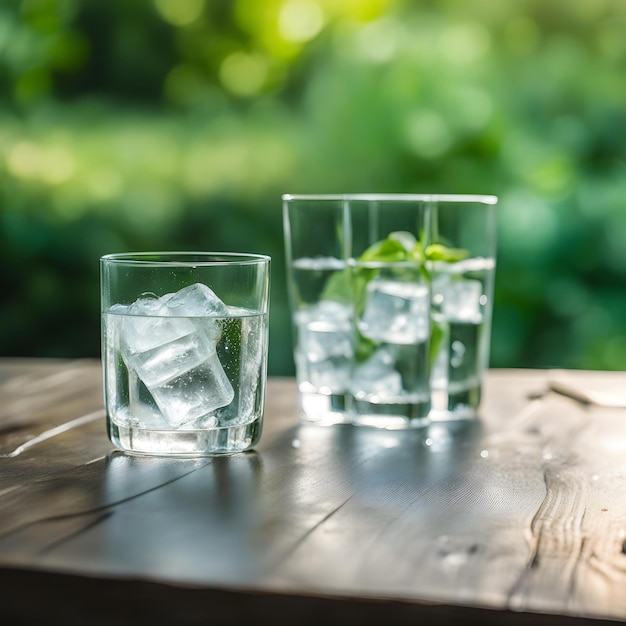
[
  {"x1": 428, "y1": 195, "x2": 498, "y2": 420},
  {"x1": 100, "y1": 252, "x2": 270, "y2": 456},
  {"x1": 283, "y1": 194, "x2": 433, "y2": 429}
]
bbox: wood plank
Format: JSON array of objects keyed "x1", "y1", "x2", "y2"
[{"x1": 0, "y1": 357, "x2": 105, "y2": 459}]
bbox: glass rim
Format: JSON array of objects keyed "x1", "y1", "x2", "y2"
[
  {"x1": 100, "y1": 251, "x2": 271, "y2": 266},
  {"x1": 282, "y1": 193, "x2": 498, "y2": 205}
]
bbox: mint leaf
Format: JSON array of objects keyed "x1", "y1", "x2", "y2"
[
  {"x1": 388, "y1": 231, "x2": 417, "y2": 254},
  {"x1": 429, "y1": 317, "x2": 447, "y2": 368},
  {"x1": 320, "y1": 266, "x2": 352, "y2": 304},
  {"x1": 359, "y1": 237, "x2": 407, "y2": 263},
  {"x1": 425, "y1": 243, "x2": 469, "y2": 263}
]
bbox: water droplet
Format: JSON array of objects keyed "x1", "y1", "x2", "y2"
[
  {"x1": 450, "y1": 340, "x2": 466, "y2": 367},
  {"x1": 444, "y1": 552, "x2": 468, "y2": 567},
  {"x1": 424, "y1": 437, "x2": 434, "y2": 447},
  {"x1": 292, "y1": 439, "x2": 301, "y2": 448},
  {"x1": 436, "y1": 535, "x2": 479, "y2": 568},
  {"x1": 542, "y1": 451, "x2": 553, "y2": 461},
  {"x1": 480, "y1": 449, "x2": 489, "y2": 459}
]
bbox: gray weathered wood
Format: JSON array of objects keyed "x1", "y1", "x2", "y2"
[{"x1": 2, "y1": 358, "x2": 626, "y2": 625}]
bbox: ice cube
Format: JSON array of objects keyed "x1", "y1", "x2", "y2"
[
  {"x1": 295, "y1": 301, "x2": 354, "y2": 393},
  {"x1": 150, "y1": 352, "x2": 234, "y2": 427},
  {"x1": 166, "y1": 283, "x2": 228, "y2": 345},
  {"x1": 296, "y1": 301, "x2": 354, "y2": 364},
  {"x1": 358, "y1": 280, "x2": 430, "y2": 345},
  {"x1": 120, "y1": 291, "x2": 206, "y2": 355},
  {"x1": 165, "y1": 283, "x2": 228, "y2": 317},
  {"x1": 123, "y1": 327, "x2": 212, "y2": 388},
  {"x1": 119, "y1": 283, "x2": 234, "y2": 427},
  {"x1": 122, "y1": 294, "x2": 196, "y2": 355},
  {"x1": 108, "y1": 303, "x2": 130, "y2": 315},
  {"x1": 350, "y1": 347, "x2": 403, "y2": 402},
  {"x1": 441, "y1": 279, "x2": 483, "y2": 324}
]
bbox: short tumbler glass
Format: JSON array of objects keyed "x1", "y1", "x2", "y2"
[
  {"x1": 100, "y1": 252, "x2": 270, "y2": 456},
  {"x1": 283, "y1": 194, "x2": 433, "y2": 429}
]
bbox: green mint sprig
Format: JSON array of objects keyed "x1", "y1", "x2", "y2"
[{"x1": 358, "y1": 232, "x2": 469, "y2": 265}]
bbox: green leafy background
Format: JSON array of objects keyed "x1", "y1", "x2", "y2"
[{"x1": 2, "y1": 0, "x2": 626, "y2": 375}]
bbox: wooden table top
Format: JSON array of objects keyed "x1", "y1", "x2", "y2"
[{"x1": 2, "y1": 358, "x2": 626, "y2": 625}]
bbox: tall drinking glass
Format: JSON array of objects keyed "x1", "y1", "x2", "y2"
[
  {"x1": 428, "y1": 195, "x2": 498, "y2": 420},
  {"x1": 100, "y1": 252, "x2": 270, "y2": 456},
  {"x1": 283, "y1": 194, "x2": 433, "y2": 429}
]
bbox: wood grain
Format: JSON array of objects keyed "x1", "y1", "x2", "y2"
[{"x1": 2, "y1": 359, "x2": 626, "y2": 625}]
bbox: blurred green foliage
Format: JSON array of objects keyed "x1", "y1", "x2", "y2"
[{"x1": 1, "y1": 0, "x2": 626, "y2": 373}]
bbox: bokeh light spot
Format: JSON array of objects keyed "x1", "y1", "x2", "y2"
[
  {"x1": 153, "y1": 0, "x2": 204, "y2": 27},
  {"x1": 164, "y1": 64, "x2": 208, "y2": 106},
  {"x1": 404, "y1": 109, "x2": 452, "y2": 158},
  {"x1": 332, "y1": 0, "x2": 392, "y2": 22},
  {"x1": 7, "y1": 142, "x2": 42, "y2": 179},
  {"x1": 355, "y1": 17, "x2": 400, "y2": 63},
  {"x1": 219, "y1": 52, "x2": 269, "y2": 96},
  {"x1": 526, "y1": 154, "x2": 575, "y2": 195},
  {"x1": 279, "y1": 0, "x2": 324, "y2": 43},
  {"x1": 41, "y1": 145, "x2": 76, "y2": 184},
  {"x1": 440, "y1": 23, "x2": 491, "y2": 65}
]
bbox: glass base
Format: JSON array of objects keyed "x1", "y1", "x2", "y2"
[
  {"x1": 299, "y1": 390, "x2": 430, "y2": 429},
  {"x1": 108, "y1": 417, "x2": 262, "y2": 457},
  {"x1": 351, "y1": 396, "x2": 430, "y2": 429},
  {"x1": 430, "y1": 383, "x2": 482, "y2": 421},
  {"x1": 299, "y1": 390, "x2": 352, "y2": 425}
]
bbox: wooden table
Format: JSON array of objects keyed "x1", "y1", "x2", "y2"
[{"x1": 2, "y1": 358, "x2": 626, "y2": 625}]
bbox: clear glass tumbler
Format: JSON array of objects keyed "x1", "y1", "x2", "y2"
[
  {"x1": 283, "y1": 194, "x2": 433, "y2": 429},
  {"x1": 100, "y1": 252, "x2": 270, "y2": 456}
]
